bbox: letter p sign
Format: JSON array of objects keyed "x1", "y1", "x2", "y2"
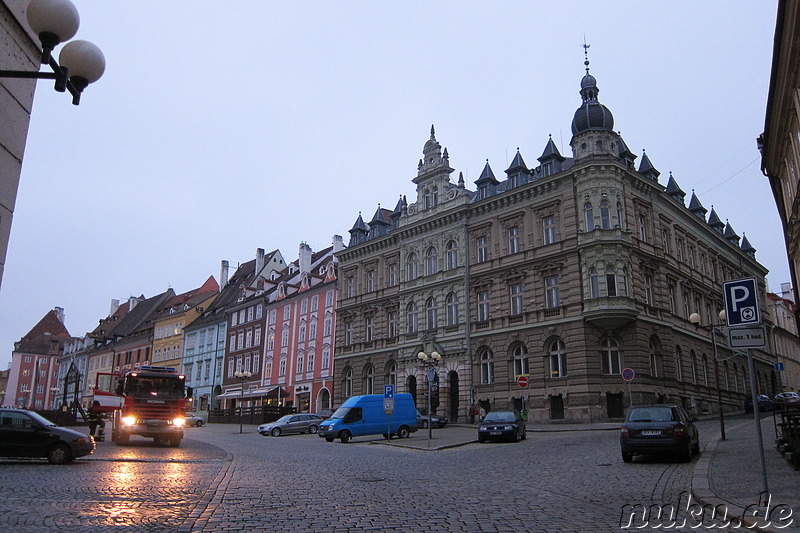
[{"x1": 723, "y1": 277, "x2": 761, "y2": 327}]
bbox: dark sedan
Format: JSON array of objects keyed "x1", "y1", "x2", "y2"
[
  {"x1": 620, "y1": 405, "x2": 699, "y2": 463},
  {"x1": 744, "y1": 394, "x2": 773, "y2": 413},
  {"x1": 0, "y1": 408, "x2": 95, "y2": 464},
  {"x1": 478, "y1": 410, "x2": 526, "y2": 443},
  {"x1": 417, "y1": 410, "x2": 448, "y2": 429}
]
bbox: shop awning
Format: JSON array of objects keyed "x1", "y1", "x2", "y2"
[{"x1": 215, "y1": 386, "x2": 287, "y2": 400}]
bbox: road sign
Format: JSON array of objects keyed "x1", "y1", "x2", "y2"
[
  {"x1": 384, "y1": 398, "x2": 394, "y2": 411},
  {"x1": 384, "y1": 384, "x2": 394, "y2": 399},
  {"x1": 621, "y1": 368, "x2": 635, "y2": 382},
  {"x1": 723, "y1": 278, "x2": 761, "y2": 327},
  {"x1": 517, "y1": 375, "x2": 529, "y2": 388},
  {"x1": 775, "y1": 362, "x2": 785, "y2": 372},
  {"x1": 728, "y1": 326, "x2": 767, "y2": 348}
]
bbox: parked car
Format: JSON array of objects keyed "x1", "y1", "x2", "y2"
[
  {"x1": 0, "y1": 408, "x2": 95, "y2": 464},
  {"x1": 416, "y1": 410, "x2": 448, "y2": 429},
  {"x1": 744, "y1": 394, "x2": 774, "y2": 413},
  {"x1": 620, "y1": 404, "x2": 699, "y2": 463},
  {"x1": 258, "y1": 414, "x2": 324, "y2": 437},
  {"x1": 772, "y1": 392, "x2": 800, "y2": 405},
  {"x1": 315, "y1": 409, "x2": 335, "y2": 420},
  {"x1": 478, "y1": 410, "x2": 526, "y2": 443},
  {"x1": 183, "y1": 413, "x2": 204, "y2": 427}
]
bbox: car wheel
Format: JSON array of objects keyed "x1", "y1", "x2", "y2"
[
  {"x1": 325, "y1": 437, "x2": 334, "y2": 443},
  {"x1": 271, "y1": 428, "x2": 282, "y2": 437},
  {"x1": 340, "y1": 430, "x2": 351, "y2": 443},
  {"x1": 115, "y1": 433, "x2": 129, "y2": 446},
  {"x1": 169, "y1": 437, "x2": 181, "y2": 447},
  {"x1": 47, "y1": 444, "x2": 72, "y2": 464},
  {"x1": 195, "y1": 420, "x2": 203, "y2": 427},
  {"x1": 521, "y1": 430, "x2": 527, "y2": 440},
  {"x1": 621, "y1": 450, "x2": 633, "y2": 463},
  {"x1": 397, "y1": 426, "x2": 410, "y2": 438},
  {"x1": 308, "y1": 425, "x2": 319, "y2": 434}
]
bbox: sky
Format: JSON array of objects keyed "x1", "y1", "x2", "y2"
[{"x1": 0, "y1": 1, "x2": 787, "y2": 370}]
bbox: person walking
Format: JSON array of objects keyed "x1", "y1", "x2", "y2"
[{"x1": 87, "y1": 401, "x2": 106, "y2": 441}]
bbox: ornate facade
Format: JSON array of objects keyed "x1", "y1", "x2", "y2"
[{"x1": 335, "y1": 57, "x2": 779, "y2": 423}]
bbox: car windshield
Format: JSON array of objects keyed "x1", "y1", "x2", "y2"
[
  {"x1": 628, "y1": 407, "x2": 673, "y2": 422},
  {"x1": 330, "y1": 407, "x2": 351, "y2": 420},
  {"x1": 275, "y1": 415, "x2": 292, "y2": 423},
  {"x1": 26, "y1": 411, "x2": 57, "y2": 427},
  {"x1": 484, "y1": 411, "x2": 516, "y2": 423}
]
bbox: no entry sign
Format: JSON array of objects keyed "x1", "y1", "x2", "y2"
[{"x1": 517, "y1": 375, "x2": 529, "y2": 388}]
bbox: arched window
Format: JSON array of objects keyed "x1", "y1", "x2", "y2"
[
  {"x1": 426, "y1": 297, "x2": 438, "y2": 330},
  {"x1": 600, "y1": 338, "x2": 620, "y2": 375},
  {"x1": 364, "y1": 364, "x2": 375, "y2": 394},
  {"x1": 584, "y1": 202, "x2": 594, "y2": 230},
  {"x1": 406, "y1": 252, "x2": 418, "y2": 280},
  {"x1": 512, "y1": 344, "x2": 529, "y2": 377},
  {"x1": 426, "y1": 247, "x2": 438, "y2": 276},
  {"x1": 446, "y1": 292, "x2": 459, "y2": 326},
  {"x1": 550, "y1": 339, "x2": 567, "y2": 378},
  {"x1": 343, "y1": 367, "x2": 353, "y2": 398},
  {"x1": 446, "y1": 240, "x2": 458, "y2": 270},
  {"x1": 386, "y1": 361, "x2": 397, "y2": 388},
  {"x1": 480, "y1": 349, "x2": 494, "y2": 384},
  {"x1": 589, "y1": 268, "x2": 599, "y2": 298},
  {"x1": 606, "y1": 266, "x2": 617, "y2": 296},
  {"x1": 600, "y1": 200, "x2": 611, "y2": 229},
  {"x1": 406, "y1": 301, "x2": 418, "y2": 333},
  {"x1": 674, "y1": 346, "x2": 683, "y2": 381}
]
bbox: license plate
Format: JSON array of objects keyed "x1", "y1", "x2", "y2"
[
  {"x1": 641, "y1": 430, "x2": 661, "y2": 436},
  {"x1": 490, "y1": 431, "x2": 502, "y2": 436}
]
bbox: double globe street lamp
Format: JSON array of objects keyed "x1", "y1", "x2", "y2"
[
  {"x1": 0, "y1": 0, "x2": 105, "y2": 105},
  {"x1": 417, "y1": 350, "x2": 441, "y2": 446},
  {"x1": 689, "y1": 310, "x2": 728, "y2": 440},
  {"x1": 233, "y1": 370, "x2": 252, "y2": 434}
]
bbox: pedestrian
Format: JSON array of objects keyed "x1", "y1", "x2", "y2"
[
  {"x1": 478, "y1": 406, "x2": 486, "y2": 422},
  {"x1": 87, "y1": 401, "x2": 106, "y2": 441}
]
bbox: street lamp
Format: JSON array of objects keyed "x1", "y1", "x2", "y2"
[
  {"x1": 417, "y1": 350, "x2": 441, "y2": 446},
  {"x1": 234, "y1": 371, "x2": 252, "y2": 434},
  {"x1": 689, "y1": 310, "x2": 728, "y2": 440},
  {"x1": 0, "y1": 0, "x2": 105, "y2": 105}
]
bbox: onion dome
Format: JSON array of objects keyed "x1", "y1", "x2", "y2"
[{"x1": 571, "y1": 53, "x2": 614, "y2": 135}]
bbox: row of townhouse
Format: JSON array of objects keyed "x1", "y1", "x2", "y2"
[{"x1": 4, "y1": 239, "x2": 340, "y2": 418}]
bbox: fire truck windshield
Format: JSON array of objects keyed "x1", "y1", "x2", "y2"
[{"x1": 125, "y1": 376, "x2": 185, "y2": 399}]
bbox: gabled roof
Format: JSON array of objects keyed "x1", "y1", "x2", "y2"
[
  {"x1": 688, "y1": 191, "x2": 707, "y2": 218},
  {"x1": 506, "y1": 149, "x2": 528, "y2": 172},
  {"x1": 475, "y1": 161, "x2": 499, "y2": 184},
  {"x1": 538, "y1": 136, "x2": 566, "y2": 163},
  {"x1": 638, "y1": 150, "x2": 660, "y2": 180},
  {"x1": 14, "y1": 309, "x2": 72, "y2": 355},
  {"x1": 350, "y1": 213, "x2": 369, "y2": 233},
  {"x1": 370, "y1": 206, "x2": 392, "y2": 227},
  {"x1": 665, "y1": 172, "x2": 686, "y2": 201}
]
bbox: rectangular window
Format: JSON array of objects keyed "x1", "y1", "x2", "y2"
[
  {"x1": 311, "y1": 295, "x2": 319, "y2": 312},
  {"x1": 326, "y1": 290, "x2": 334, "y2": 307},
  {"x1": 322, "y1": 349, "x2": 330, "y2": 370},
  {"x1": 388, "y1": 311, "x2": 399, "y2": 338},
  {"x1": 477, "y1": 236, "x2": 489, "y2": 263},
  {"x1": 283, "y1": 305, "x2": 291, "y2": 320},
  {"x1": 281, "y1": 329, "x2": 289, "y2": 347},
  {"x1": 253, "y1": 354, "x2": 259, "y2": 374},
  {"x1": 508, "y1": 226, "x2": 521, "y2": 254},
  {"x1": 300, "y1": 299, "x2": 308, "y2": 315},
  {"x1": 543, "y1": 216, "x2": 556, "y2": 245},
  {"x1": 477, "y1": 290, "x2": 490, "y2": 321},
  {"x1": 365, "y1": 316, "x2": 374, "y2": 341},
  {"x1": 256, "y1": 303, "x2": 263, "y2": 319},
  {"x1": 247, "y1": 307, "x2": 254, "y2": 322},
  {"x1": 254, "y1": 327, "x2": 261, "y2": 345},
  {"x1": 299, "y1": 326, "x2": 306, "y2": 342},
  {"x1": 269, "y1": 309, "x2": 276, "y2": 325},
  {"x1": 545, "y1": 276, "x2": 560, "y2": 308},
  {"x1": 324, "y1": 317, "x2": 332, "y2": 337},
  {"x1": 309, "y1": 322, "x2": 317, "y2": 340},
  {"x1": 345, "y1": 321, "x2": 353, "y2": 344},
  {"x1": 245, "y1": 330, "x2": 253, "y2": 348},
  {"x1": 510, "y1": 283, "x2": 523, "y2": 315},
  {"x1": 514, "y1": 357, "x2": 529, "y2": 376},
  {"x1": 237, "y1": 332, "x2": 244, "y2": 350},
  {"x1": 367, "y1": 271, "x2": 375, "y2": 292},
  {"x1": 389, "y1": 264, "x2": 399, "y2": 286},
  {"x1": 644, "y1": 275, "x2": 654, "y2": 306},
  {"x1": 229, "y1": 334, "x2": 236, "y2": 351},
  {"x1": 228, "y1": 359, "x2": 234, "y2": 377}
]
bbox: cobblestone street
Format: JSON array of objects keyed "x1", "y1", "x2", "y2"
[{"x1": 0, "y1": 419, "x2": 729, "y2": 532}]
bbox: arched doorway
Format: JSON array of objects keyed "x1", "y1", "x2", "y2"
[
  {"x1": 448, "y1": 371, "x2": 459, "y2": 422},
  {"x1": 317, "y1": 388, "x2": 331, "y2": 412},
  {"x1": 407, "y1": 375, "x2": 418, "y2": 408}
]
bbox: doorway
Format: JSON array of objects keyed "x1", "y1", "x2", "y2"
[
  {"x1": 606, "y1": 392, "x2": 625, "y2": 419},
  {"x1": 448, "y1": 371, "x2": 459, "y2": 422},
  {"x1": 549, "y1": 394, "x2": 565, "y2": 420},
  {"x1": 407, "y1": 376, "x2": 417, "y2": 408}
]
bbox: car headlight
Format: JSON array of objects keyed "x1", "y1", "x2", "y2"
[
  {"x1": 504, "y1": 425, "x2": 513, "y2": 430},
  {"x1": 173, "y1": 417, "x2": 186, "y2": 427},
  {"x1": 479, "y1": 426, "x2": 487, "y2": 431},
  {"x1": 121, "y1": 416, "x2": 136, "y2": 426}
]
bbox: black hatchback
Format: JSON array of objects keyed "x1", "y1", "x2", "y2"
[
  {"x1": 620, "y1": 405, "x2": 699, "y2": 463},
  {"x1": 0, "y1": 408, "x2": 95, "y2": 464}
]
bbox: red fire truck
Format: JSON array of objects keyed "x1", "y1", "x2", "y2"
[{"x1": 93, "y1": 366, "x2": 192, "y2": 447}]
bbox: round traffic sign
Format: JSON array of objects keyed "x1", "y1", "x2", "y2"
[
  {"x1": 517, "y1": 375, "x2": 529, "y2": 388},
  {"x1": 621, "y1": 368, "x2": 635, "y2": 382}
]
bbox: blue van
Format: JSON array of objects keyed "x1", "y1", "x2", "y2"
[{"x1": 319, "y1": 393, "x2": 418, "y2": 443}]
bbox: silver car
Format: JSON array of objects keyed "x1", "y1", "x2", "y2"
[{"x1": 258, "y1": 414, "x2": 323, "y2": 437}]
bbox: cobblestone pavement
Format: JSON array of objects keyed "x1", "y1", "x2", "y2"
[{"x1": 0, "y1": 418, "x2": 786, "y2": 532}]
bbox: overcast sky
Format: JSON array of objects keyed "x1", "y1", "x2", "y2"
[{"x1": 0, "y1": 1, "x2": 785, "y2": 370}]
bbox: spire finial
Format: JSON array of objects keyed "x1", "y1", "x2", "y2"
[
  {"x1": 582, "y1": 37, "x2": 590, "y2": 74},
  {"x1": 430, "y1": 124, "x2": 435, "y2": 138}
]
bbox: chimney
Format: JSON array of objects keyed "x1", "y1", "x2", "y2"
[
  {"x1": 220, "y1": 260, "x2": 230, "y2": 289},
  {"x1": 109, "y1": 299, "x2": 120, "y2": 316},
  {"x1": 54, "y1": 306, "x2": 65, "y2": 324},
  {"x1": 332, "y1": 234, "x2": 345, "y2": 253},
  {"x1": 129, "y1": 296, "x2": 142, "y2": 310},
  {"x1": 299, "y1": 242, "x2": 312, "y2": 274},
  {"x1": 255, "y1": 248, "x2": 265, "y2": 276}
]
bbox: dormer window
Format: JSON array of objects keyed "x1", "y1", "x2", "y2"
[
  {"x1": 478, "y1": 185, "x2": 487, "y2": 200},
  {"x1": 424, "y1": 188, "x2": 432, "y2": 209}
]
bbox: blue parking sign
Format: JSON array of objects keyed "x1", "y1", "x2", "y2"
[
  {"x1": 723, "y1": 278, "x2": 761, "y2": 327},
  {"x1": 384, "y1": 384, "x2": 394, "y2": 399}
]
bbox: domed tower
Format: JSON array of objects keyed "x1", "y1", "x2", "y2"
[{"x1": 570, "y1": 44, "x2": 619, "y2": 161}]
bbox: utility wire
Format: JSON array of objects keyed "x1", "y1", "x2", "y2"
[{"x1": 699, "y1": 156, "x2": 760, "y2": 195}]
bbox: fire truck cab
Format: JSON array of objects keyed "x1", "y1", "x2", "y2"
[{"x1": 109, "y1": 366, "x2": 193, "y2": 447}]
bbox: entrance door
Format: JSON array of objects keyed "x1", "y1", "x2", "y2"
[
  {"x1": 407, "y1": 376, "x2": 417, "y2": 408},
  {"x1": 549, "y1": 395, "x2": 565, "y2": 420},
  {"x1": 606, "y1": 392, "x2": 625, "y2": 419},
  {"x1": 448, "y1": 371, "x2": 459, "y2": 422}
]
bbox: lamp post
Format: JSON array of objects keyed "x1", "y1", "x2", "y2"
[
  {"x1": 417, "y1": 350, "x2": 441, "y2": 447},
  {"x1": 234, "y1": 371, "x2": 252, "y2": 434},
  {"x1": 689, "y1": 310, "x2": 727, "y2": 440},
  {"x1": 0, "y1": 0, "x2": 105, "y2": 105}
]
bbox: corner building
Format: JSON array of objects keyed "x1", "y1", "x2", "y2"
[{"x1": 335, "y1": 61, "x2": 777, "y2": 423}]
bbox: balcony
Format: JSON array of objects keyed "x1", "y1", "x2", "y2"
[{"x1": 583, "y1": 296, "x2": 639, "y2": 328}]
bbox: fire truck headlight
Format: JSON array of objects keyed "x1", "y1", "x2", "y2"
[
  {"x1": 173, "y1": 417, "x2": 186, "y2": 427},
  {"x1": 121, "y1": 416, "x2": 136, "y2": 426}
]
